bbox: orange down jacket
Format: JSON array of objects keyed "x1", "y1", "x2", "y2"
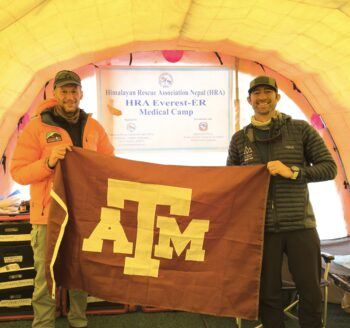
[{"x1": 11, "y1": 109, "x2": 115, "y2": 224}]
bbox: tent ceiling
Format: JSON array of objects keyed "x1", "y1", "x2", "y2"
[
  {"x1": 0, "y1": 0, "x2": 45, "y2": 31},
  {"x1": 0, "y1": 0, "x2": 350, "y2": 184}
]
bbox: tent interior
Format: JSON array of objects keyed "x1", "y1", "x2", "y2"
[{"x1": 1, "y1": 0, "x2": 350, "y2": 237}]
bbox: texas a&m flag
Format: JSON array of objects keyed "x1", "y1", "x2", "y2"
[{"x1": 46, "y1": 147, "x2": 269, "y2": 320}]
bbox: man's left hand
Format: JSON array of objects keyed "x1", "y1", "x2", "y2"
[{"x1": 266, "y1": 160, "x2": 293, "y2": 178}]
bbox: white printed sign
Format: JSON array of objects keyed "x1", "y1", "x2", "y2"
[{"x1": 98, "y1": 67, "x2": 231, "y2": 151}]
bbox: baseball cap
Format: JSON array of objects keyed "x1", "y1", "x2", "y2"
[
  {"x1": 248, "y1": 75, "x2": 278, "y2": 94},
  {"x1": 54, "y1": 70, "x2": 81, "y2": 89}
]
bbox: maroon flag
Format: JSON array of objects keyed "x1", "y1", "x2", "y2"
[{"x1": 46, "y1": 147, "x2": 269, "y2": 319}]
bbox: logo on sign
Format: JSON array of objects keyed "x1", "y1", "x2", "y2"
[
  {"x1": 159, "y1": 73, "x2": 173, "y2": 88},
  {"x1": 199, "y1": 122, "x2": 208, "y2": 131},
  {"x1": 127, "y1": 122, "x2": 136, "y2": 132}
]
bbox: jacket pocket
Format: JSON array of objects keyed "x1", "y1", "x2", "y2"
[
  {"x1": 85, "y1": 134, "x2": 98, "y2": 151},
  {"x1": 41, "y1": 179, "x2": 53, "y2": 214}
]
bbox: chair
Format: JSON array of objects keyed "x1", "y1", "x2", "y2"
[
  {"x1": 282, "y1": 253, "x2": 334, "y2": 327},
  {"x1": 235, "y1": 253, "x2": 334, "y2": 328},
  {"x1": 321, "y1": 236, "x2": 350, "y2": 295}
]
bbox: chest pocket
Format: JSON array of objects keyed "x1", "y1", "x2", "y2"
[{"x1": 272, "y1": 137, "x2": 304, "y2": 164}]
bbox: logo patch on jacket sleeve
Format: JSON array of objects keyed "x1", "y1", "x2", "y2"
[{"x1": 46, "y1": 132, "x2": 62, "y2": 143}]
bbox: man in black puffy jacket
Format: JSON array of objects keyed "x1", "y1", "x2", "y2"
[{"x1": 227, "y1": 75, "x2": 337, "y2": 328}]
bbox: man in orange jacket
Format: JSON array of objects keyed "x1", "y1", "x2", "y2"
[{"x1": 11, "y1": 70, "x2": 115, "y2": 328}]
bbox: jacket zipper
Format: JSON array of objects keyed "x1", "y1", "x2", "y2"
[
  {"x1": 41, "y1": 180, "x2": 49, "y2": 216},
  {"x1": 268, "y1": 142, "x2": 279, "y2": 231},
  {"x1": 81, "y1": 114, "x2": 89, "y2": 147}
]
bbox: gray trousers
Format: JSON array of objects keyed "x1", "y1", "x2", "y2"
[{"x1": 31, "y1": 224, "x2": 88, "y2": 328}]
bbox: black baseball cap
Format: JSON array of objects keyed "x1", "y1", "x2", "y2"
[
  {"x1": 54, "y1": 70, "x2": 81, "y2": 89},
  {"x1": 248, "y1": 76, "x2": 278, "y2": 94}
]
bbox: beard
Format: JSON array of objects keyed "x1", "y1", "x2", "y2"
[{"x1": 53, "y1": 105, "x2": 80, "y2": 124}]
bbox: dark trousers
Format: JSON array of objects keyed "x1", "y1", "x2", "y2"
[{"x1": 260, "y1": 229, "x2": 322, "y2": 328}]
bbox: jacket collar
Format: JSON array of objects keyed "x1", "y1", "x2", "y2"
[
  {"x1": 40, "y1": 107, "x2": 89, "y2": 127},
  {"x1": 244, "y1": 112, "x2": 291, "y2": 143}
]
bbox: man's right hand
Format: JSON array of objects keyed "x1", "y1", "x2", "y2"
[{"x1": 47, "y1": 144, "x2": 72, "y2": 169}]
